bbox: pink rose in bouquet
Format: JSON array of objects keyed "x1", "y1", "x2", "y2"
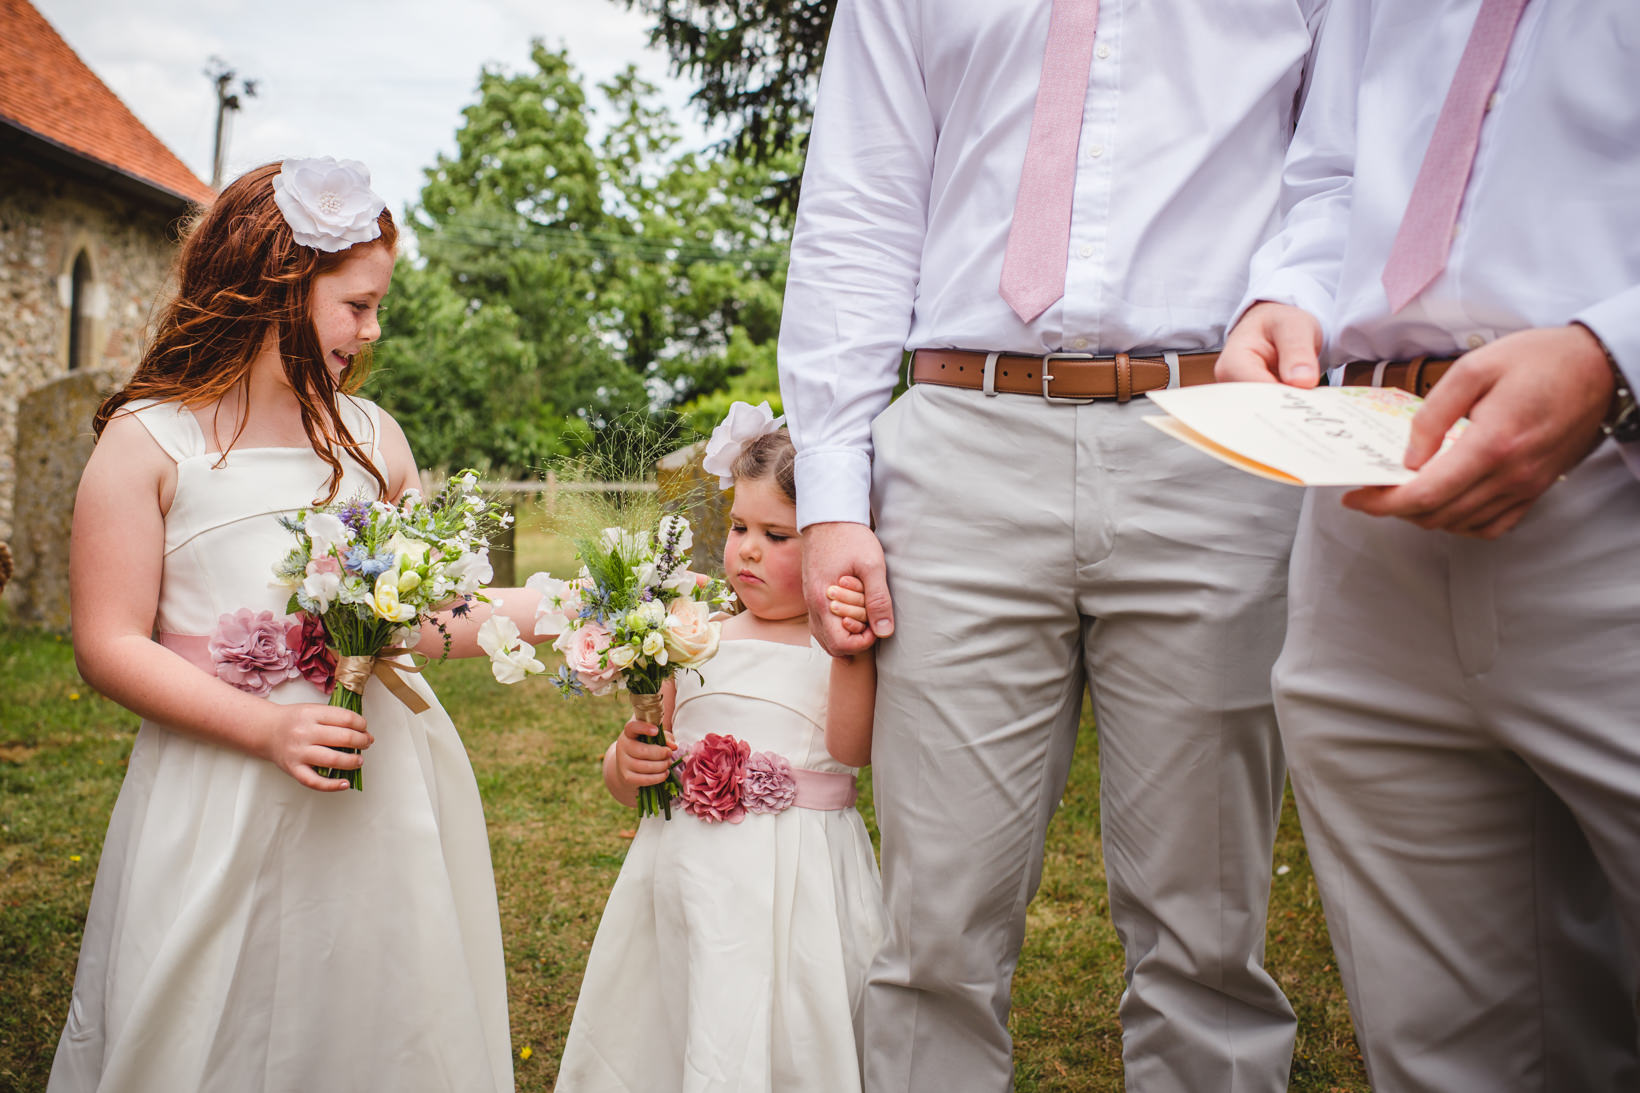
[
  {"x1": 287, "y1": 613, "x2": 337, "y2": 695},
  {"x1": 208, "y1": 608, "x2": 300, "y2": 697},
  {"x1": 679, "y1": 733, "x2": 751, "y2": 824},
  {"x1": 741, "y1": 751, "x2": 798, "y2": 814},
  {"x1": 555, "y1": 621, "x2": 619, "y2": 696}
]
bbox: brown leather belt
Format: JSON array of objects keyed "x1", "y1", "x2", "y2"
[
  {"x1": 1336, "y1": 356, "x2": 1457, "y2": 396},
  {"x1": 911, "y1": 348, "x2": 1219, "y2": 403}
]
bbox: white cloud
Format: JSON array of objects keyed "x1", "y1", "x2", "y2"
[{"x1": 31, "y1": 0, "x2": 711, "y2": 217}]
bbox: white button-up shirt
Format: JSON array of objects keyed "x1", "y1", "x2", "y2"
[
  {"x1": 779, "y1": 0, "x2": 1326, "y2": 527},
  {"x1": 1243, "y1": 0, "x2": 1640, "y2": 471}
]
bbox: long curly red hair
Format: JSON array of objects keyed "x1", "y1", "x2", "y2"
[{"x1": 96, "y1": 161, "x2": 396, "y2": 502}]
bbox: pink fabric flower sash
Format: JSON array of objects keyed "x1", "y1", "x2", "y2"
[
  {"x1": 676, "y1": 731, "x2": 858, "y2": 824},
  {"x1": 160, "y1": 611, "x2": 336, "y2": 697},
  {"x1": 162, "y1": 611, "x2": 428, "y2": 711}
]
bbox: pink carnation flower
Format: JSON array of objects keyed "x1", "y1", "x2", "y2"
[
  {"x1": 209, "y1": 609, "x2": 301, "y2": 697},
  {"x1": 679, "y1": 733, "x2": 751, "y2": 824},
  {"x1": 741, "y1": 751, "x2": 797, "y2": 814}
]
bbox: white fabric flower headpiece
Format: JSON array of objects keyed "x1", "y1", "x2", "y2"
[
  {"x1": 271, "y1": 157, "x2": 387, "y2": 253},
  {"x1": 701, "y1": 401, "x2": 786, "y2": 489}
]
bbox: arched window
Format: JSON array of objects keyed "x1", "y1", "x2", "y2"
[{"x1": 67, "y1": 249, "x2": 93, "y2": 371}]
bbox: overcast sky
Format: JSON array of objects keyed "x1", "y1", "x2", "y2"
[{"x1": 32, "y1": 0, "x2": 714, "y2": 220}]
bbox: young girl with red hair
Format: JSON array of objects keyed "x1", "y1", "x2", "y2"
[{"x1": 49, "y1": 159, "x2": 548, "y2": 1093}]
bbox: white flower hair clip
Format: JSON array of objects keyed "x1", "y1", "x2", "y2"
[
  {"x1": 701, "y1": 400, "x2": 785, "y2": 489},
  {"x1": 271, "y1": 157, "x2": 387, "y2": 253}
]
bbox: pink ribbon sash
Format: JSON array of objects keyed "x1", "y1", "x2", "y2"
[
  {"x1": 159, "y1": 631, "x2": 213, "y2": 671},
  {"x1": 788, "y1": 766, "x2": 859, "y2": 811}
]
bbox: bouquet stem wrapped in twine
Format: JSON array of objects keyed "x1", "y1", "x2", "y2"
[{"x1": 629, "y1": 690, "x2": 673, "y2": 819}]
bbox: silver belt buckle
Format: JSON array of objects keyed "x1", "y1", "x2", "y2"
[{"x1": 1040, "y1": 351, "x2": 1098, "y2": 405}]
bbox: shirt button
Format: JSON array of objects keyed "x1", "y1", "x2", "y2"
[
  {"x1": 1086, "y1": 143, "x2": 1105, "y2": 159},
  {"x1": 1079, "y1": 244, "x2": 1094, "y2": 259},
  {"x1": 1096, "y1": 43, "x2": 1111, "y2": 59},
  {"x1": 1072, "y1": 337, "x2": 1089, "y2": 350},
  {"x1": 1466, "y1": 334, "x2": 1486, "y2": 350}
]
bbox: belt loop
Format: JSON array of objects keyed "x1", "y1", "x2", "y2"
[
  {"x1": 1114, "y1": 352, "x2": 1133, "y2": 403},
  {"x1": 1163, "y1": 350, "x2": 1181, "y2": 389},
  {"x1": 982, "y1": 351, "x2": 1001, "y2": 397},
  {"x1": 904, "y1": 349, "x2": 918, "y2": 390},
  {"x1": 1407, "y1": 355, "x2": 1429, "y2": 396},
  {"x1": 1370, "y1": 360, "x2": 1391, "y2": 388}
]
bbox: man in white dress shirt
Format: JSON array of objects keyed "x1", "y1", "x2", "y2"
[
  {"x1": 778, "y1": 2, "x2": 1325, "y2": 1088},
  {"x1": 1218, "y1": 0, "x2": 1640, "y2": 1087}
]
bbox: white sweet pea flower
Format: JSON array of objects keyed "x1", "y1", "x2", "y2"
[
  {"x1": 663, "y1": 569, "x2": 699, "y2": 596},
  {"x1": 300, "y1": 569, "x2": 341, "y2": 613},
  {"x1": 445, "y1": 549, "x2": 493, "y2": 595},
  {"x1": 304, "y1": 513, "x2": 350, "y2": 558},
  {"x1": 641, "y1": 631, "x2": 667, "y2": 663},
  {"x1": 600, "y1": 527, "x2": 649, "y2": 558},
  {"x1": 477, "y1": 615, "x2": 545, "y2": 685},
  {"x1": 608, "y1": 643, "x2": 639, "y2": 670},
  {"x1": 271, "y1": 157, "x2": 385, "y2": 253},
  {"x1": 633, "y1": 562, "x2": 661, "y2": 592},
  {"x1": 526, "y1": 572, "x2": 578, "y2": 634},
  {"x1": 701, "y1": 401, "x2": 785, "y2": 489}
]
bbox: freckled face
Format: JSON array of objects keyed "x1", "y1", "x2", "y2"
[
  {"x1": 309, "y1": 243, "x2": 394, "y2": 381},
  {"x1": 724, "y1": 476, "x2": 805, "y2": 622}
]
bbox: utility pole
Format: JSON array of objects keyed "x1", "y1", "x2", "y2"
[{"x1": 205, "y1": 57, "x2": 257, "y2": 190}]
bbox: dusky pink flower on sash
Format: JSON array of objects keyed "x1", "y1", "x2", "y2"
[
  {"x1": 679, "y1": 733, "x2": 751, "y2": 824},
  {"x1": 288, "y1": 613, "x2": 337, "y2": 694},
  {"x1": 209, "y1": 609, "x2": 301, "y2": 696},
  {"x1": 741, "y1": 751, "x2": 797, "y2": 814}
]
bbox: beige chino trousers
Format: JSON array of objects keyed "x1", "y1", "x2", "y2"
[
  {"x1": 1275, "y1": 443, "x2": 1640, "y2": 1093},
  {"x1": 862, "y1": 383, "x2": 1302, "y2": 1093}
]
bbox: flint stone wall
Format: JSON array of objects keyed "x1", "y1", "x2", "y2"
[{"x1": 0, "y1": 155, "x2": 184, "y2": 617}]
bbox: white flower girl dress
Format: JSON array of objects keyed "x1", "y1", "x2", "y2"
[
  {"x1": 555, "y1": 637, "x2": 886, "y2": 1093},
  {"x1": 48, "y1": 397, "x2": 512, "y2": 1093}
]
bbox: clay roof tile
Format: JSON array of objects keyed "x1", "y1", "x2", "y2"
[{"x1": 0, "y1": 0, "x2": 214, "y2": 206}]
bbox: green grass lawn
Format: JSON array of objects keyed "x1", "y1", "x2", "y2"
[{"x1": 0, "y1": 513, "x2": 1366, "y2": 1092}]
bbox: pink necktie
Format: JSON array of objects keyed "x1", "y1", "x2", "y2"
[
  {"x1": 999, "y1": 0, "x2": 1101, "y2": 324},
  {"x1": 1380, "y1": 0, "x2": 1529, "y2": 313}
]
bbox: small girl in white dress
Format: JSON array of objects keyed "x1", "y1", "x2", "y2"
[{"x1": 554, "y1": 404, "x2": 885, "y2": 1093}]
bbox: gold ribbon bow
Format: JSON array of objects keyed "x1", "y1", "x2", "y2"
[{"x1": 330, "y1": 646, "x2": 431, "y2": 714}]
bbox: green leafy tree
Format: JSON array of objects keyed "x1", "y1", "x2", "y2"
[
  {"x1": 624, "y1": 0, "x2": 836, "y2": 173},
  {"x1": 368, "y1": 42, "x2": 793, "y2": 479}
]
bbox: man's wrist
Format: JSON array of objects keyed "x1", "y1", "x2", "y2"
[{"x1": 1575, "y1": 322, "x2": 1640, "y2": 442}]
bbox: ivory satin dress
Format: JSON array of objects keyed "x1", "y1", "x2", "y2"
[{"x1": 48, "y1": 397, "x2": 512, "y2": 1093}]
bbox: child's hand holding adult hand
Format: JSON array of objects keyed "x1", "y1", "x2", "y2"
[
  {"x1": 827, "y1": 576, "x2": 869, "y2": 635},
  {"x1": 258, "y1": 703, "x2": 373, "y2": 792}
]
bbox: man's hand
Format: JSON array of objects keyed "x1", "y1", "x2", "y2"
[
  {"x1": 1342, "y1": 324, "x2": 1614, "y2": 538},
  {"x1": 1216, "y1": 301, "x2": 1324, "y2": 387},
  {"x1": 803, "y1": 521, "x2": 893, "y2": 656}
]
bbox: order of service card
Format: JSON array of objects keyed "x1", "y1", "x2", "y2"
[{"x1": 1144, "y1": 383, "x2": 1467, "y2": 487}]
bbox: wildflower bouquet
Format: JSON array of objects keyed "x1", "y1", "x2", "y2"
[
  {"x1": 483, "y1": 513, "x2": 732, "y2": 818},
  {"x1": 272, "y1": 470, "x2": 507, "y2": 789}
]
